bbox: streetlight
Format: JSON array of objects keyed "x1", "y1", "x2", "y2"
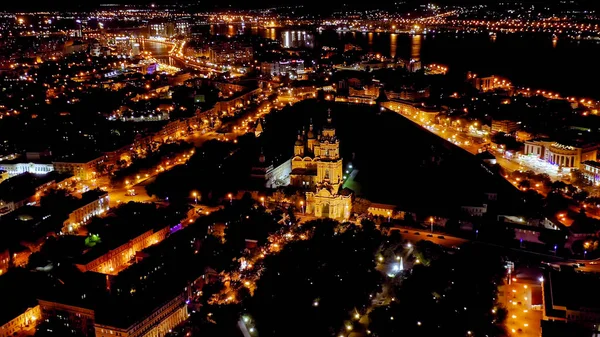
[
  {"x1": 300, "y1": 200, "x2": 304, "y2": 214},
  {"x1": 387, "y1": 211, "x2": 391, "y2": 223},
  {"x1": 429, "y1": 217, "x2": 434, "y2": 233},
  {"x1": 228, "y1": 193, "x2": 233, "y2": 204},
  {"x1": 260, "y1": 196, "x2": 265, "y2": 207},
  {"x1": 192, "y1": 191, "x2": 198, "y2": 204}
]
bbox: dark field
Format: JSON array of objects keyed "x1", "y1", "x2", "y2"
[{"x1": 258, "y1": 100, "x2": 519, "y2": 215}]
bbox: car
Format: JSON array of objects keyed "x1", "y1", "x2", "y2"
[
  {"x1": 438, "y1": 235, "x2": 445, "y2": 239},
  {"x1": 404, "y1": 230, "x2": 409, "y2": 233},
  {"x1": 572, "y1": 264, "x2": 580, "y2": 268},
  {"x1": 578, "y1": 263, "x2": 586, "y2": 267},
  {"x1": 414, "y1": 232, "x2": 420, "y2": 235},
  {"x1": 427, "y1": 234, "x2": 433, "y2": 237}
]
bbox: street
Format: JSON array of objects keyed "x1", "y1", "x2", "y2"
[{"x1": 390, "y1": 227, "x2": 467, "y2": 248}]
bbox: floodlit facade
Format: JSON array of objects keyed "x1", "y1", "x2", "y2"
[
  {"x1": 75, "y1": 227, "x2": 169, "y2": 275},
  {"x1": 0, "y1": 163, "x2": 54, "y2": 177},
  {"x1": 0, "y1": 305, "x2": 41, "y2": 337},
  {"x1": 524, "y1": 139, "x2": 598, "y2": 169},
  {"x1": 62, "y1": 191, "x2": 110, "y2": 233},
  {"x1": 94, "y1": 294, "x2": 188, "y2": 337},
  {"x1": 53, "y1": 156, "x2": 104, "y2": 180},
  {"x1": 293, "y1": 110, "x2": 351, "y2": 220}
]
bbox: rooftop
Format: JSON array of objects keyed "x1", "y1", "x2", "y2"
[
  {"x1": 545, "y1": 269, "x2": 600, "y2": 314},
  {"x1": 77, "y1": 189, "x2": 108, "y2": 207},
  {"x1": 0, "y1": 172, "x2": 65, "y2": 203},
  {"x1": 582, "y1": 160, "x2": 600, "y2": 169},
  {"x1": 0, "y1": 269, "x2": 56, "y2": 327},
  {"x1": 52, "y1": 153, "x2": 103, "y2": 164}
]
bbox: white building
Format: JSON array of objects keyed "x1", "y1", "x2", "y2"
[
  {"x1": 524, "y1": 139, "x2": 598, "y2": 169},
  {"x1": 461, "y1": 204, "x2": 488, "y2": 217},
  {"x1": 261, "y1": 60, "x2": 305, "y2": 78},
  {"x1": 0, "y1": 163, "x2": 54, "y2": 177},
  {"x1": 62, "y1": 191, "x2": 110, "y2": 233}
]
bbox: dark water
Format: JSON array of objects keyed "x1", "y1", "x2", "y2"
[
  {"x1": 146, "y1": 24, "x2": 600, "y2": 99},
  {"x1": 138, "y1": 40, "x2": 188, "y2": 68}
]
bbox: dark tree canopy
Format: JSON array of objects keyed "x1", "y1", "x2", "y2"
[{"x1": 247, "y1": 219, "x2": 384, "y2": 337}]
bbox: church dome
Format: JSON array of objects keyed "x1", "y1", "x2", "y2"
[
  {"x1": 307, "y1": 130, "x2": 315, "y2": 139},
  {"x1": 295, "y1": 139, "x2": 304, "y2": 146}
]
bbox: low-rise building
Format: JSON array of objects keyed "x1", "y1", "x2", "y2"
[
  {"x1": 0, "y1": 305, "x2": 40, "y2": 337},
  {"x1": 524, "y1": 139, "x2": 598, "y2": 169},
  {"x1": 516, "y1": 130, "x2": 535, "y2": 142},
  {"x1": 461, "y1": 204, "x2": 488, "y2": 217},
  {"x1": 0, "y1": 170, "x2": 7, "y2": 183},
  {"x1": 63, "y1": 190, "x2": 110, "y2": 233},
  {"x1": 12, "y1": 246, "x2": 32, "y2": 268},
  {"x1": 542, "y1": 269, "x2": 600, "y2": 332},
  {"x1": 0, "y1": 249, "x2": 8, "y2": 275},
  {"x1": 261, "y1": 59, "x2": 305, "y2": 78},
  {"x1": 491, "y1": 119, "x2": 519, "y2": 134},
  {"x1": 250, "y1": 153, "x2": 291, "y2": 189},
  {"x1": 469, "y1": 74, "x2": 512, "y2": 92},
  {"x1": 0, "y1": 172, "x2": 66, "y2": 217},
  {"x1": 581, "y1": 161, "x2": 600, "y2": 185},
  {"x1": 385, "y1": 87, "x2": 430, "y2": 102},
  {"x1": 208, "y1": 43, "x2": 253, "y2": 65},
  {"x1": 0, "y1": 162, "x2": 54, "y2": 177},
  {"x1": 0, "y1": 271, "x2": 50, "y2": 337},
  {"x1": 75, "y1": 226, "x2": 170, "y2": 275},
  {"x1": 53, "y1": 155, "x2": 104, "y2": 181},
  {"x1": 367, "y1": 203, "x2": 397, "y2": 218},
  {"x1": 38, "y1": 299, "x2": 96, "y2": 337},
  {"x1": 94, "y1": 293, "x2": 188, "y2": 337}
]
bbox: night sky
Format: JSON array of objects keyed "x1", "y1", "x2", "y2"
[{"x1": 6, "y1": 0, "x2": 600, "y2": 11}]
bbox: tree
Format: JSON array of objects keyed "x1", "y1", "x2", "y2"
[
  {"x1": 412, "y1": 240, "x2": 444, "y2": 266},
  {"x1": 551, "y1": 181, "x2": 567, "y2": 191},
  {"x1": 247, "y1": 220, "x2": 383, "y2": 337},
  {"x1": 518, "y1": 179, "x2": 531, "y2": 189},
  {"x1": 573, "y1": 190, "x2": 589, "y2": 203},
  {"x1": 369, "y1": 245, "x2": 506, "y2": 337}
]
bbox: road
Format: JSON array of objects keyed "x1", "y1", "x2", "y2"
[
  {"x1": 390, "y1": 227, "x2": 467, "y2": 248},
  {"x1": 93, "y1": 89, "x2": 277, "y2": 207},
  {"x1": 108, "y1": 179, "x2": 158, "y2": 207}
]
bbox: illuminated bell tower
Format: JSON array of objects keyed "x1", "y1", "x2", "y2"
[
  {"x1": 307, "y1": 119, "x2": 317, "y2": 153},
  {"x1": 306, "y1": 108, "x2": 352, "y2": 220},
  {"x1": 294, "y1": 131, "x2": 304, "y2": 156}
]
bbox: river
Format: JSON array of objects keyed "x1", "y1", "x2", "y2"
[
  {"x1": 144, "y1": 24, "x2": 600, "y2": 99},
  {"x1": 138, "y1": 39, "x2": 187, "y2": 68}
]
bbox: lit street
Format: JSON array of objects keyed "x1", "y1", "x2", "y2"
[
  {"x1": 391, "y1": 227, "x2": 467, "y2": 248},
  {"x1": 3, "y1": 4, "x2": 600, "y2": 337}
]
